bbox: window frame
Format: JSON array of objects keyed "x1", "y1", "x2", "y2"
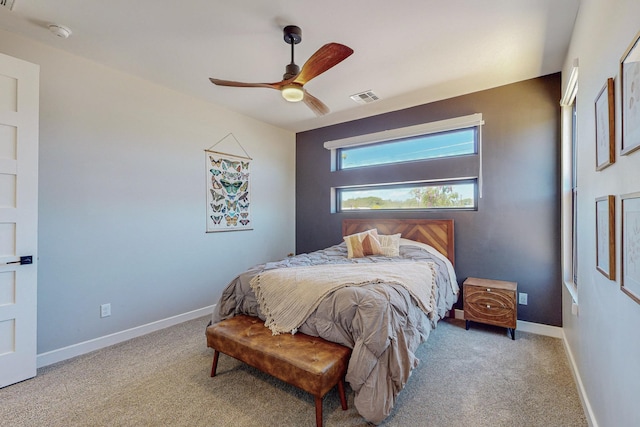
[
  {"x1": 326, "y1": 113, "x2": 484, "y2": 214},
  {"x1": 336, "y1": 127, "x2": 478, "y2": 171},
  {"x1": 560, "y1": 61, "x2": 579, "y2": 303},
  {"x1": 571, "y1": 101, "x2": 578, "y2": 286},
  {"x1": 335, "y1": 178, "x2": 478, "y2": 213}
]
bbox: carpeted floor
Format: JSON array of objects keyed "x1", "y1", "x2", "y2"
[{"x1": 0, "y1": 316, "x2": 587, "y2": 427}]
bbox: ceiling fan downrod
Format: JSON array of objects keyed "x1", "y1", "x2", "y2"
[{"x1": 283, "y1": 25, "x2": 301, "y2": 79}]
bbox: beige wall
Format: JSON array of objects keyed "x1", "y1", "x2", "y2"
[
  {"x1": 0, "y1": 29, "x2": 295, "y2": 355},
  {"x1": 561, "y1": 1, "x2": 640, "y2": 425}
]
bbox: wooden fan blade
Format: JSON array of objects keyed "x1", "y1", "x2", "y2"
[
  {"x1": 303, "y1": 90, "x2": 330, "y2": 116},
  {"x1": 294, "y1": 43, "x2": 354, "y2": 86},
  {"x1": 209, "y1": 78, "x2": 285, "y2": 90}
]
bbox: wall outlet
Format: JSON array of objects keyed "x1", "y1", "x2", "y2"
[
  {"x1": 518, "y1": 292, "x2": 528, "y2": 305},
  {"x1": 100, "y1": 303, "x2": 111, "y2": 318}
]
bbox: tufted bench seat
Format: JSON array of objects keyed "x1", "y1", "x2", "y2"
[{"x1": 206, "y1": 314, "x2": 351, "y2": 427}]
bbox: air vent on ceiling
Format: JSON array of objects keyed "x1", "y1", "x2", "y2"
[
  {"x1": 350, "y1": 90, "x2": 380, "y2": 105},
  {"x1": 0, "y1": 0, "x2": 15, "y2": 11}
]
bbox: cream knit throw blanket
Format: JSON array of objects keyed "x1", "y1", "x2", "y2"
[{"x1": 250, "y1": 261, "x2": 437, "y2": 335}]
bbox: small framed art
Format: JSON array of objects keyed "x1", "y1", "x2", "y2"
[
  {"x1": 621, "y1": 192, "x2": 640, "y2": 304},
  {"x1": 596, "y1": 195, "x2": 616, "y2": 280},
  {"x1": 621, "y1": 31, "x2": 640, "y2": 156},
  {"x1": 595, "y1": 78, "x2": 615, "y2": 170}
]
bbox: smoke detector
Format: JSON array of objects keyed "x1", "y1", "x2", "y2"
[{"x1": 48, "y1": 24, "x2": 72, "y2": 39}]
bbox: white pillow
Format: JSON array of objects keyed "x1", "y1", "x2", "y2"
[{"x1": 378, "y1": 233, "x2": 402, "y2": 257}]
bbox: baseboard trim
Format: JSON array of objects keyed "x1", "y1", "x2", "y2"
[
  {"x1": 453, "y1": 309, "x2": 563, "y2": 338},
  {"x1": 561, "y1": 330, "x2": 598, "y2": 427},
  {"x1": 36, "y1": 305, "x2": 215, "y2": 368},
  {"x1": 516, "y1": 319, "x2": 563, "y2": 338}
]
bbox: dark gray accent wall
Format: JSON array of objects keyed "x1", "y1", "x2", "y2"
[{"x1": 295, "y1": 73, "x2": 562, "y2": 327}]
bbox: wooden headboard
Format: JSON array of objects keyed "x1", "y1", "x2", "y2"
[{"x1": 342, "y1": 218, "x2": 455, "y2": 266}]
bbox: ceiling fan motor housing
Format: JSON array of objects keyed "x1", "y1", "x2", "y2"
[
  {"x1": 284, "y1": 63, "x2": 300, "y2": 80},
  {"x1": 283, "y1": 25, "x2": 302, "y2": 44}
]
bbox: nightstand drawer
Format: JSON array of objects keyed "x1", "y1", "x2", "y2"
[
  {"x1": 465, "y1": 302, "x2": 515, "y2": 329},
  {"x1": 465, "y1": 287, "x2": 515, "y2": 309}
]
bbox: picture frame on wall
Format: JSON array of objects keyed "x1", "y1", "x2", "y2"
[
  {"x1": 621, "y1": 192, "x2": 640, "y2": 304},
  {"x1": 620, "y1": 31, "x2": 640, "y2": 156},
  {"x1": 596, "y1": 195, "x2": 616, "y2": 280},
  {"x1": 595, "y1": 78, "x2": 615, "y2": 170}
]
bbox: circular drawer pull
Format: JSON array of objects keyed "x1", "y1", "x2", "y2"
[{"x1": 486, "y1": 304, "x2": 491, "y2": 308}]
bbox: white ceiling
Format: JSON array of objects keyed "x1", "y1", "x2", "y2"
[{"x1": 0, "y1": 0, "x2": 580, "y2": 133}]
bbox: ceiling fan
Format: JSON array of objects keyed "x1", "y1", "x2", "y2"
[{"x1": 209, "y1": 25, "x2": 354, "y2": 116}]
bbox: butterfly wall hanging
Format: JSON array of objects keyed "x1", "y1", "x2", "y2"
[{"x1": 205, "y1": 150, "x2": 252, "y2": 232}]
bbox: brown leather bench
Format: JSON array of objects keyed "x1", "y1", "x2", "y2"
[{"x1": 206, "y1": 314, "x2": 351, "y2": 427}]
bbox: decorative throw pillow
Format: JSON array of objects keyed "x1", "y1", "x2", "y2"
[
  {"x1": 378, "y1": 233, "x2": 402, "y2": 257},
  {"x1": 344, "y1": 229, "x2": 383, "y2": 258}
]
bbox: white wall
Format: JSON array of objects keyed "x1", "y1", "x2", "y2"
[
  {"x1": 0, "y1": 30, "x2": 295, "y2": 355},
  {"x1": 561, "y1": 1, "x2": 640, "y2": 425}
]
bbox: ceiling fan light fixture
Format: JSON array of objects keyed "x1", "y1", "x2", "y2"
[{"x1": 281, "y1": 84, "x2": 304, "y2": 102}]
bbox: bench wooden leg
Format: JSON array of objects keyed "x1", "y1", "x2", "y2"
[
  {"x1": 315, "y1": 381, "x2": 348, "y2": 427},
  {"x1": 315, "y1": 396, "x2": 323, "y2": 427},
  {"x1": 338, "y1": 379, "x2": 348, "y2": 410},
  {"x1": 210, "y1": 350, "x2": 220, "y2": 377}
]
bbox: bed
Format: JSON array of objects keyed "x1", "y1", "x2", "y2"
[{"x1": 210, "y1": 218, "x2": 458, "y2": 424}]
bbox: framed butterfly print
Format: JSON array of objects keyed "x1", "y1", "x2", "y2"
[{"x1": 205, "y1": 150, "x2": 252, "y2": 232}]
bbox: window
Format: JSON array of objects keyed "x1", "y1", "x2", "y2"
[
  {"x1": 560, "y1": 60, "x2": 579, "y2": 299},
  {"x1": 571, "y1": 101, "x2": 578, "y2": 285},
  {"x1": 325, "y1": 113, "x2": 484, "y2": 213},
  {"x1": 338, "y1": 128, "x2": 476, "y2": 170},
  {"x1": 337, "y1": 180, "x2": 476, "y2": 212}
]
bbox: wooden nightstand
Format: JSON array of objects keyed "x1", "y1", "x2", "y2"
[{"x1": 463, "y1": 277, "x2": 517, "y2": 340}]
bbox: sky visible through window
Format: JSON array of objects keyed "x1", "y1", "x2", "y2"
[{"x1": 339, "y1": 128, "x2": 476, "y2": 169}]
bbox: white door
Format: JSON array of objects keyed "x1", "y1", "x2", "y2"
[{"x1": 0, "y1": 53, "x2": 39, "y2": 388}]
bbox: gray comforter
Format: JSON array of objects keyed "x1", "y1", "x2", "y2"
[{"x1": 211, "y1": 240, "x2": 458, "y2": 424}]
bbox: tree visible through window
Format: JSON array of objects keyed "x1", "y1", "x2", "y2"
[{"x1": 338, "y1": 180, "x2": 476, "y2": 211}]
